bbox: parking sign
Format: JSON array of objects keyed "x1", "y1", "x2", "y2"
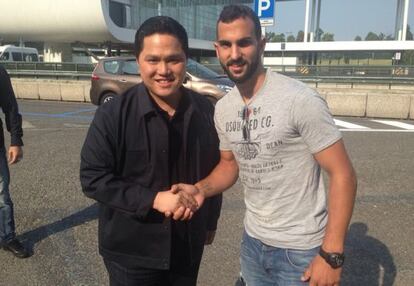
[{"x1": 254, "y1": 0, "x2": 274, "y2": 26}]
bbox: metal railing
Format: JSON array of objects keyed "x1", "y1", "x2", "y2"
[
  {"x1": 205, "y1": 64, "x2": 414, "y2": 85},
  {"x1": 1, "y1": 61, "x2": 95, "y2": 80},
  {"x1": 2, "y1": 61, "x2": 414, "y2": 85},
  {"x1": 270, "y1": 65, "x2": 414, "y2": 85}
]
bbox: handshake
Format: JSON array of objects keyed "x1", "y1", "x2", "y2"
[{"x1": 153, "y1": 183, "x2": 206, "y2": 221}]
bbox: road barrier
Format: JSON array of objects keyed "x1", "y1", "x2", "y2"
[{"x1": 9, "y1": 78, "x2": 414, "y2": 120}]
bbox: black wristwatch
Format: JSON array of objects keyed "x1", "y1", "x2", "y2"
[{"x1": 319, "y1": 248, "x2": 345, "y2": 269}]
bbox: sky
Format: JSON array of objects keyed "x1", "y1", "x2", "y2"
[{"x1": 267, "y1": 0, "x2": 414, "y2": 40}]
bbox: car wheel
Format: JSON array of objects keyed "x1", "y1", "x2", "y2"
[{"x1": 100, "y1": 93, "x2": 116, "y2": 105}]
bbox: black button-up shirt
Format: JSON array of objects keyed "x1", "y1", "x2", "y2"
[{"x1": 80, "y1": 83, "x2": 221, "y2": 269}]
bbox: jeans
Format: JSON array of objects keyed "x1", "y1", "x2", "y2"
[
  {"x1": 240, "y1": 230, "x2": 319, "y2": 286},
  {"x1": 0, "y1": 148, "x2": 16, "y2": 244}
]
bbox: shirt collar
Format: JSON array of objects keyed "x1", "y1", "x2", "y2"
[{"x1": 138, "y1": 83, "x2": 192, "y2": 119}]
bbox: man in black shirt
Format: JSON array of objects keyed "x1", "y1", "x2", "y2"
[
  {"x1": 0, "y1": 65, "x2": 30, "y2": 258},
  {"x1": 80, "y1": 16, "x2": 222, "y2": 285}
]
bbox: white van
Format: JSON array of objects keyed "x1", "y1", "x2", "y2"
[{"x1": 0, "y1": 45, "x2": 39, "y2": 62}]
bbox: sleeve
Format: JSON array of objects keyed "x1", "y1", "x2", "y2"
[
  {"x1": 290, "y1": 88, "x2": 342, "y2": 154},
  {"x1": 214, "y1": 103, "x2": 232, "y2": 151},
  {"x1": 79, "y1": 107, "x2": 157, "y2": 220},
  {"x1": 0, "y1": 67, "x2": 23, "y2": 146}
]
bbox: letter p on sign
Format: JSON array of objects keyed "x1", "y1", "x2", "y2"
[{"x1": 258, "y1": 0, "x2": 271, "y2": 17}]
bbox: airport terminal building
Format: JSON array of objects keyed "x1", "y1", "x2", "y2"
[
  {"x1": 0, "y1": 0, "x2": 413, "y2": 65},
  {"x1": 0, "y1": 0, "x2": 250, "y2": 62}
]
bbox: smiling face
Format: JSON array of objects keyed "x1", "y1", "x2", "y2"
[
  {"x1": 214, "y1": 17, "x2": 265, "y2": 85},
  {"x1": 137, "y1": 33, "x2": 187, "y2": 101}
]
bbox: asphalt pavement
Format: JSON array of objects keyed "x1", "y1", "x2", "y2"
[{"x1": 0, "y1": 100, "x2": 413, "y2": 286}]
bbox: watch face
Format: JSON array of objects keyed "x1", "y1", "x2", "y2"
[{"x1": 330, "y1": 254, "x2": 345, "y2": 268}]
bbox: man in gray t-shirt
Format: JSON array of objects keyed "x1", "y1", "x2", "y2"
[
  {"x1": 215, "y1": 68, "x2": 342, "y2": 251},
  {"x1": 172, "y1": 5, "x2": 357, "y2": 286}
]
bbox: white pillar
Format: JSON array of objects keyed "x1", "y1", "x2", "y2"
[
  {"x1": 304, "y1": 0, "x2": 311, "y2": 42},
  {"x1": 395, "y1": 0, "x2": 403, "y2": 40},
  {"x1": 316, "y1": 0, "x2": 322, "y2": 41},
  {"x1": 310, "y1": 0, "x2": 316, "y2": 42},
  {"x1": 402, "y1": 0, "x2": 410, "y2": 41}
]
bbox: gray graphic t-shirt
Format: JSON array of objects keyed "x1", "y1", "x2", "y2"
[{"x1": 214, "y1": 69, "x2": 342, "y2": 249}]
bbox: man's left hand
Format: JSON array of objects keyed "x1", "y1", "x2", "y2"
[
  {"x1": 301, "y1": 255, "x2": 342, "y2": 286},
  {"x1": 8, "y1": 146, "x2": 23, "y2": 164}
]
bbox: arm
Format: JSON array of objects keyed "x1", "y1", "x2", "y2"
[
  {"x1": 196, "y1": 150, "x2": 239, "y2": 198},
  {"x1": 0, "y1": 67, "x2": 23, "y2": 148},
  {"x1": 302, "y1": 139, "x2": 357, "y2": 285},
  {"x1": 173, "y1": 150, "x2": 239, "y2": 208}
]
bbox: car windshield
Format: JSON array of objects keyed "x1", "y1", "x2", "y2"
[
  {"x1": 122, "y1": 58, "x2": 219, "y2": 79},
  {"x1": 186, "y1": 59, "x2": 219, "y2": 79}
]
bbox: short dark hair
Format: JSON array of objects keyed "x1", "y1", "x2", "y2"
[
  {"x1": 134, "y1": 16, "x2": 189, "y2": 58},
  {"x1": 217, "y1": 5, "x2": 262, "y2": 40}
]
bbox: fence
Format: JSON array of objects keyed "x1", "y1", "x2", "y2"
[
  {"x1": 2, "y1": 61, "x2": 414, "y2": 85},
  {"x1": 1, "y1": 61, "x2": 95, "y2": 80}
]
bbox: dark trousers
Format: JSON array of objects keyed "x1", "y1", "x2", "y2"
[{"x1": 104, "y1": 256, "x2": 202, "y2": 286}]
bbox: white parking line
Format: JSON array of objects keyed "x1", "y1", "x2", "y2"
[
  {"x1": 22, "y1": 120, "x2": 35, "y2": 129},
  {"x1": 371, "y1": 120, "x2": 414, "y2": 130},
  {"x1": 334, "y1": 119, "x2": 369, "y2": 129}
]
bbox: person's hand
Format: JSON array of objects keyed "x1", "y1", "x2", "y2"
[
  {"x1": 8, "y1": 146, "x2": 23, "y2": 165},
  {"x1": 171, "y1": 183, "x2": 206, "y2": 209},
  {"x1": 301, "y1": 255, "x2": 342, "y2": 286},
  {"x1": 205, "y1": 230, "x2": 216, "y2": 245},
  {"x1": 153, "y1": 190, "x2": 198, "y2": 219}
]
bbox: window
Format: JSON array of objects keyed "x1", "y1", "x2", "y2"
[
  {"x1": 24, "y1": 53, "x2": 38, "y2": 62},
  {"x1": 104, "y1": 60, "x2": 121, "y2": 74},
  {"x1": 186, "y1": 59, "x2": 218, "y2": 79},
  {"x1": 109, "y1": 1, "x2": 127, "y2": 27},
  {"x1": 12, "y1": 52, "x2": 23, "y2": 61},
  {"x1": 0, "y1": 52, "x2": 10, "y2": 61},
  {"x1": 122, "y1": 60, "x2": 139, "y2": 75}
]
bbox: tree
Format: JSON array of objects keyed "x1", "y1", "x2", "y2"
[
  {"x1": 265, "y1": 32, "x2": 276, "y2": 42},
  {"x1": 315, "y1": 28, "x2": 324, "y2": 41},
  {"x1": 407, "y1": 25, "x2": 413, "y2": 40},
  {"x1": 401, "y1": 50, "x2": 414, "y2": 65},
  {"x1": 378, "y1": 32, "x2": 386, "y2": 40},
  {"x1": 296, "y1": 30, "x2": 304, "y2": 42},
  {"x1": 365, "y1": 32, "x2": 379, "y2": 41},
  {"x1": 274, "y1": 33, "x2": 286, "y2": 42},
  {"x1": 386, "y1": 34, "x2": 395, "y2": 40},
  {"x1": 321, "y1": 32, "x2": 335, "y2": 41},
  {"x1": 287, "y1": 35, "x2": 296, "y2": 42},
  {"x1": 354, "y1": 36, "x2": 362, "y2": 41},
  {"x1": 265, "y1": 32, "x2": 286, "y2": 42}
]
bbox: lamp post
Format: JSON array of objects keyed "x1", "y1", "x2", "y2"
[{"x1": 282, "y1": 32, "x2": 292, "y2": 67}]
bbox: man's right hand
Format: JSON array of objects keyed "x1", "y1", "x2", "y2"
[
  {"x1": 153, "y1": 190, "x2": 198, "y2": 219},
  {"x1": 171, "y1": 183, "x2": 206, "y2": 209}
]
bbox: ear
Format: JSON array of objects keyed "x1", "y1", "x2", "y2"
[{"x1": 213, "y1": 42, "x2": 220, "y2": 58}]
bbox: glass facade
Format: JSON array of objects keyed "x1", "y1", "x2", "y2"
[{"x1": 109, "y1": 0, "x2": 250, "y2": 41}]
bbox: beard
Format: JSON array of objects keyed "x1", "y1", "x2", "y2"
[{"x1": 220, "y1": 52, "x2": 261, "y2": 84}]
